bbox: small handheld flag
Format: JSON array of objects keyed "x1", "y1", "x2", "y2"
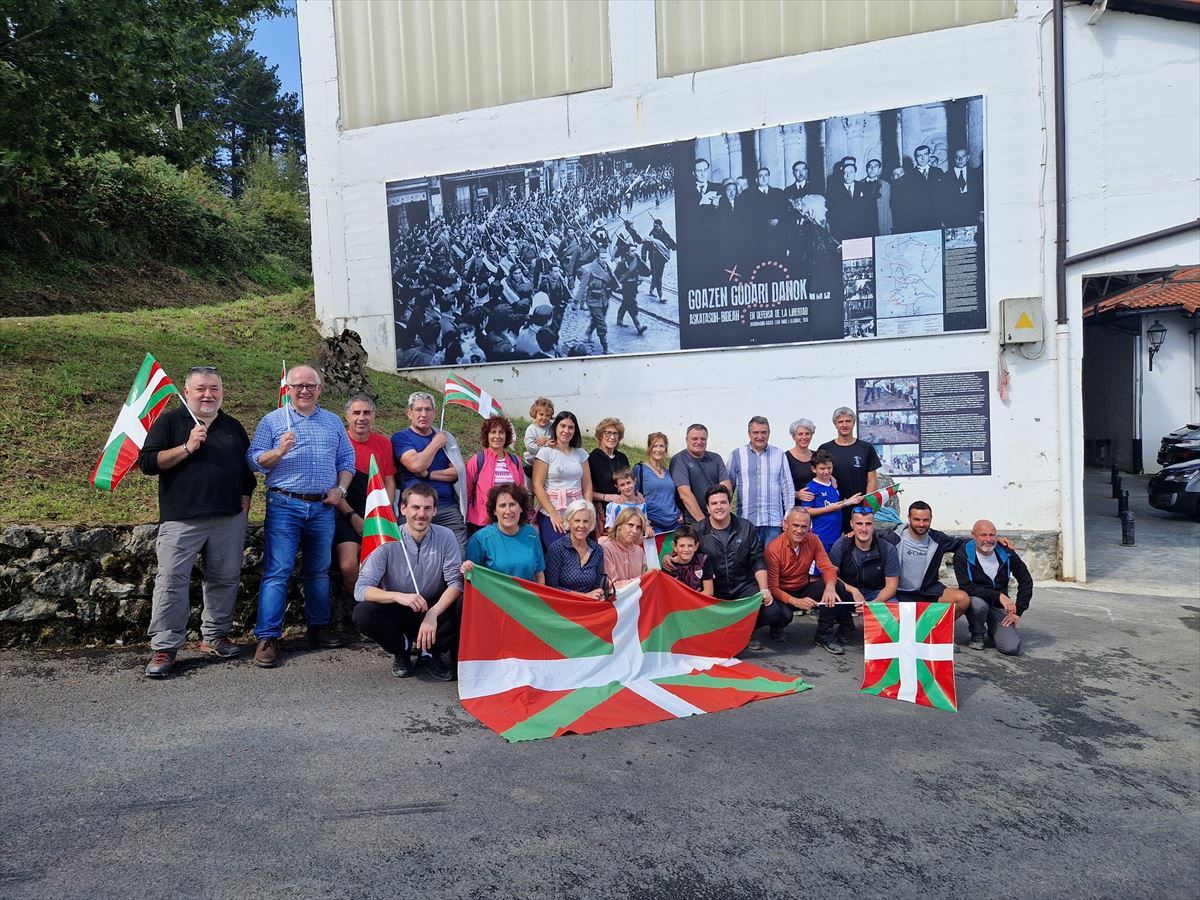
[
  {"x1": 444, "y1": 373, "x2": 503, "y2": 418},
  {"x1": 861, "y1": 601, "x2": 957, "y2": 712},
  {"x1": 277, "y1": 360, "x2": 289, "y2": 408},
  {"x1": 360, "y1": 454, "x2": 401, "y2": 563},
  {"x1": 643, "y1": 531, "x2": 676, "y2": 571},
  {"x1": 860, "y1": 483, "x2": 900, "y2": 512},
  {"x1": 91, "y1": 354, "x2": 180, "y2": 492}
]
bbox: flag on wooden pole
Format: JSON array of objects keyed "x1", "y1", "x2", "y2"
[{"x1": 91, "y1": 354, "x2": 180, "y2": 492}]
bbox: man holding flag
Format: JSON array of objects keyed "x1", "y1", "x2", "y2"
[
  {"x1": 246, "y1": 365, "x2": 355, "y2": 668},
  {"x1": 331, "y1": 394, "x2": 396, "y2": 595},
  {"x1": 138, "y1": 365, "x2": 255, "y2": 678}
]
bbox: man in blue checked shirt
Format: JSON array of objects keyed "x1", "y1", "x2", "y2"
[
  {"x1": 727, "y1": 416, "x2": 795, "y2": 549},
  {"x1": 246, "y1": 365, "x2": 355, "y2": 669}
]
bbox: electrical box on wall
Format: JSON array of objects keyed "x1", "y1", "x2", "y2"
[{"x1": 1001, "y1": 297, "x2": 1044, "y2": 345}]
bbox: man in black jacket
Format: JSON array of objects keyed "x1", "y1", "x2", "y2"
[
  {"x1": 829, "y1": 506, "x2": 900, "y2": 605},
  {"x1": 689, "y1": 485, "x2": 778, "y2": 652},
  {"x1": 138, "y1": 366, "x2": 255, "y2": 678},
  {"x1": 954, "y1": 519, "x2": 1032, "y2": 655},
  {"x1": 883, "y1": 501, "x2": 972, "y2": 620}
]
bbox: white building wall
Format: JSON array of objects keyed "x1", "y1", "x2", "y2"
[
  {"x1": 297, "y1": 0, "x2": 1200, "y2": 573},
  {"x1": 1140, "y1": 307, "x2": 1198, "y2": 474}
]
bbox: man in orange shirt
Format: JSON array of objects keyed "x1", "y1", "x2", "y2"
[{"x1": 765, "y1": 507, "x2": 859, "y2": 654}]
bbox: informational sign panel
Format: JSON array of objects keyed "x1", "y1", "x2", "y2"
[
  {"x1": 387, "y1": 96, "x2": 987, "y2": 369},
  {"x1": 856, "y1": 372, "x2": 991, "y2": 477}
]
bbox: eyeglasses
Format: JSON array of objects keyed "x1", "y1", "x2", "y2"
[
  {"x1": 288, "y1": 383, "x2": 319, "y2": 392},
  {"x1": 188, "y1": 365, "x2": 218, "y2": 374},
  {"x1": 602, "y1": 430, "x2": 621, "y2": 438}
]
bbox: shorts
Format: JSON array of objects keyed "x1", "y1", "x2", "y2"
[
  {"x1": 894, "y1": 583, "x2": 947, "y2": 602},
  {"x1": 333, "y1": 512, "x2": 361, "y2": 546}
]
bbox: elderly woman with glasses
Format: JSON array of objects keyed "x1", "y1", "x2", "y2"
[{"x1": 588, "y1": 416, "x2": 630, "y2": 535}]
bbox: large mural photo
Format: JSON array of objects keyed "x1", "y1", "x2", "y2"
[{"x1": 388, "y1": 96, "x2": 986, "y2": 369}]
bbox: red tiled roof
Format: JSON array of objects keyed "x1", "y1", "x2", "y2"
[{"x1": 1085, "y1": 266, "x2": 1200, "y2": 317}]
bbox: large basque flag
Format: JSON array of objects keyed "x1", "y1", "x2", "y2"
[
  {"x1": 359, "y1": 454, "x2": 400, "y2": 563},
  {"x1": 861, "y1": 601, "x2": 957, "y2": 712},
  {"x1": 459, "y1": 567, "x2": 811, "y2": 741},
  {"x1": 443, "y1": 373, "x2": 503, "y2": 418},
  {"x1": 91, "y1": 354, "x2": 179, "y2": 492}
]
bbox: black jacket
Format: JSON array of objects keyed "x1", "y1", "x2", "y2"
[
  {"x1": 883, "y1": 526, "x2": 965, "y2": 595},
  {"x1": 694, "y1": 514, "x2": 765, "y2": 600},
  {"x1": 953, "y1": 542, "x2": 1033, "y2": 614}
]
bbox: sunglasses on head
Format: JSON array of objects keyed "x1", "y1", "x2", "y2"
[{"x1": 188, "y1": 365, "x2": 218, "y2": 374}]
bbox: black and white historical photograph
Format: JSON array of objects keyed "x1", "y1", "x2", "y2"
[
  {"x1": 860, "y1": 410, "x2": 921, "y2": 444},
  {"x1": 879, "y1": 443, "x2": 920, "y2": 476},
  {"x1": 388, "y1": 145, "x2": 678, "y2": 367},
  {"x1": 388, "y1": 96, "x2": 987, "y2": 368},
  {"x1": 672, "y1": 95, "x2": 988, "y2": 351}
]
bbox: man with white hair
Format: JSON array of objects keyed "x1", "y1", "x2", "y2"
[
  {"x1": 246, "y1": 365, "x2": 355, "y2": 668},
  {"x1": 392, "y1": 391, "x2": 469, "y2": 551},
  {"x1": 818, "y1": 406, "x2": 880, "y2": 532},
  {"x1": 954, "y1": 519, "x2": 1033, "y2": 654}
]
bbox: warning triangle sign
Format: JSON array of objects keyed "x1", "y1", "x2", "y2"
[{"x1": 1015, "y1": 312, "x2": 1034, "y2": 329}]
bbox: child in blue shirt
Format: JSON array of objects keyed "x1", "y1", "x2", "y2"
[{"x1": 803, "y1": 450, "x2": 863, "y2": 549}]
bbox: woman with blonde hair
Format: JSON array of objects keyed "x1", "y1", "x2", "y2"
[
  {"x1": 633, "y1": 431, "x2": 681, "y2": 533},
  {"x1": 600, "y1": 506, "x2": 649, "y2": 590}
]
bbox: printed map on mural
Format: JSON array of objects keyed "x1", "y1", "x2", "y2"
[{"x1": 876, "y1": 231, "x2": 944, "y2": 320}]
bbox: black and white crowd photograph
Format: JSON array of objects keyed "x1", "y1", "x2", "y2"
[{"x1": 388, "y1": 144, "x2": 680, "y2": 367}]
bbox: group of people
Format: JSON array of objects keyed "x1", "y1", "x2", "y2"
[
  {"x1": 681, "y1": 146, "x2": 983, "y2": 293},
  {"x1": 393, "y1": 164, "x2": 676, "y2": 366},
  {"x1": 137, "y1": 367, "x2": 1031, "y2": 681}
]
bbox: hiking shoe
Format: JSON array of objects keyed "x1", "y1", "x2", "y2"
[
  {"x1": 392, "y1": 652, "x2": 415, "y2": 678},
  {"x1": 199, "y1": 636, "x2": 241, "y2": 659},
  {"x1": 836, "y1": 624, "x2": 858, "y2": 646},
  {"x1": 968, "y1": 634, "x2": 986, "y2": 651},
  {"x1": 745, "y1": 638, "x2": 764, "y2": 652},
  {"x1": 417, "y1": 653, "x2": 455, "y2": 682},
  {"x1": 144, "y1": 650, "x2": 177, "y2": 678},
  {"x1": 815, "y1": 637, "x2": 845, "y2": 656},
  {"x1": 253, "y1": 638, "x2": 279, "y2": 668},
  {"x1": 768, "y1": 626, "x2": 788, "y2": 643},
  {"x1": 307, "y1": 626, "x2": 344, "y2": 649}
]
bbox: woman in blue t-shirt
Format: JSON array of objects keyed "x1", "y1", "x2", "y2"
[
  {"x1": 634, "y1": 431, "x2": 682, "y2": 534},
  {"x1": 461, "y1": 483, "x2": 545, "y2": 583}
]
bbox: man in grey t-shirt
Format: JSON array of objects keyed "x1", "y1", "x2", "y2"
[
  {"x1": 884, "y1": 501, "x2": 971, "y2": 619},
  {"x1": 353, "y1": 483, "x2": 463, "y2": 681},
  {"x1": 670, "y1": 423, "x2": 733, "y2": 524}
]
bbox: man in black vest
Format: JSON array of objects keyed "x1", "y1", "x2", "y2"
[{"x1": 828, "y1": 506, "x2": 900, "y2": 605}]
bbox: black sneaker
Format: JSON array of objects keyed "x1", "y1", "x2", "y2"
[
  {"x1": 815, "y1": 637, "x2": 845, "y2": 656},
  {"x1": 392, "y1": 652, "x2": 415, "y2": 678},
  {"x1": 768, "y1": 626, "x2": 788, "y2": 643},
  {"x1": 417, "y1": 653, "x2": 455, "y2": 682},
  {"x1": 968, "y1": 634, "x2": 986, "y2": 651},
  {"x1": 836, "y1": 624, "x2": 858, "y2": 646}
]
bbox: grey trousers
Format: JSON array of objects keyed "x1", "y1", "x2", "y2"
[
  {"x1": 148, "y1": 513, "x2": 248, "y2": 651},
  {"x1": 966, "y1": 595, "x2": 1023, "y2": 655}
]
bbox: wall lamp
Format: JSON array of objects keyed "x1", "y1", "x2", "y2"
[{"x1": 1147, "y1": 319, "x2": 1167, "y2": 371}]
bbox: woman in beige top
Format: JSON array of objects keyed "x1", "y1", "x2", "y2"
[{"x1": 599, "y1": 507, "x2": 649, "y2": 589}]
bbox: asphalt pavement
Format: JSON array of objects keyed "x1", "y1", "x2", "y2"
[{"x1": 2, "y1": 579, "x2": 1198, "y2": 899}]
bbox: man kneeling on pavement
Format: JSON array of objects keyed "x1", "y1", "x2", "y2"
[
  {"x1": 764, "y1": 507, "x2": 859, "y2": 654},
  {"x1": 954, "y1": 519, "x2": 1032, "y2": 654},
  {"x1": 353, "y1": 483, "x2": 462, "y2": 681}
]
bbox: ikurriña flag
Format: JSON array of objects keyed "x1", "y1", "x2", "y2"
[
  {"x1": 360, "y1": 454, "x2": 400, "y2": 563},
  {"x1": 861, "y1": 601, "x2": 957, "y2": 712},
  {"x1": 459, "y1": 567, "x2": 811, "y2": 741},
  {"x1": 91, "y1": 354, "x2": 180, "y2": 492},
  {"x1": 443, "y1": 373, "x2": 503, "y2": 418},
  {"x1": 643, "y1": 531, "x2": 675, "y2": 570},
  {"x1": 277, "y1": 360, "x2": 289, "y2": 408},
  {"x1": 861, "y1": 483, "x2": 900, "y2": 512}
]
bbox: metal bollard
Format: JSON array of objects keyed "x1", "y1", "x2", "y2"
[
  {"x1": 1112, "y1": 473, "x2": 1123, "y2": 499},
  {"x1": 1110, "y1": 463, "x2": 1120, "y2": 485},
  {"x1": 1120, "y1": 510, "x2": 1136, "y2": 546},
  {"x1": 1117, "y1": 490, "x2": 1130, "y2": 517}
]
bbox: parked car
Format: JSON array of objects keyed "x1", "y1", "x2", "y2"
[
  {"x1": 1156, "y1": 423, "x2": 1200, "y2": 467},
  {"x1": 1148, "y1": 459, "x2": 1200, "y2": 519}
]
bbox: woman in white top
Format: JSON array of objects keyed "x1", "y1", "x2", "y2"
[{"x1": 532, "y1": 410, "x2": 593, "y2": 549}]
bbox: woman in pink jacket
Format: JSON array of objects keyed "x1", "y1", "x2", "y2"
[{"x1": 464, "y1": 415, "x2": 525, "y2": 533}]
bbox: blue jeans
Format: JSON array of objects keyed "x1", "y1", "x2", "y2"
[
  {"x1": 756, "y1": 526, "x2": 782, "y2": 548},
  {"x1": 255, "y1": 491, "x2": 334, "y2": 639}
]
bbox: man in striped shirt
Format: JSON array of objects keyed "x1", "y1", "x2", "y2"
[{"x1": 727, "y1": 416, "x2": 795, "y2": 548}]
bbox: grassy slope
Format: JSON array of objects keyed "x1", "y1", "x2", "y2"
[{"x1": 0, "y1": 290, "x2": 635, "y2": 525}]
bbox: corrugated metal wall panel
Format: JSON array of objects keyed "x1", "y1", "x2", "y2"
[
  {"x1": 334, "y1": 0, "x2": 611, "y2": 130},
  {"x1": 656, "y1": 0, "x2": 1016, "y2": 77}
]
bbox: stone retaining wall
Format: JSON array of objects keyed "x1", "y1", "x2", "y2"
[{"x1": 0, "y1": 523, "x2": 1061, "y2": 647}]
